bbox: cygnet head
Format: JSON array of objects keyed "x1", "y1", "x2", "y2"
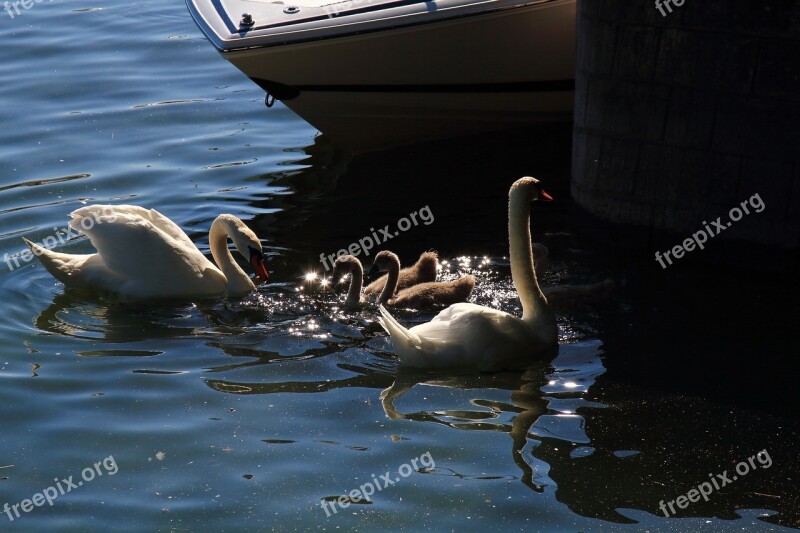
[
  {"x1": 368, "y1": 250, "x2": 400, "y2": 276},
  {"x1": 332, "y1": 255, "x2": 361, "y2": 283}
]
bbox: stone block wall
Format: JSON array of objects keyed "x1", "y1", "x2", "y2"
[{"x1": 572, "y1": 0, "x2": 800, "y2": 262}]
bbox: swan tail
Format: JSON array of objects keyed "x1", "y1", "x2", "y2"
[
  {"x1": 22, "y1": 237, "x2": 93, "y2": 285},
  {"x1": 378, "y1": 305, "x2": 419, "y2": 342},
  {"x1": 378, "y1": 305, "x2": 423, "y2": 360},
  {"x1": 23, "y1": 238, "x2": 66, "y2": 282}
]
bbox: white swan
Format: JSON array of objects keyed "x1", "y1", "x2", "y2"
[
  {"x1": 378, "y1": 177, "x2": 557, "y2": 371},
  {"x1": 24, "y1": 205, "x2": 268, "y2": 301}
]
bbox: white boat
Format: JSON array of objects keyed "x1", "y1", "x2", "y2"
[{"x1": 187, "y1": 0, "x2": 576, "y2": 152}]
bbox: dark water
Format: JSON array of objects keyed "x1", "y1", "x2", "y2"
[{"x1": 0, "y1": 1, "x2": 798, "y2": 531}]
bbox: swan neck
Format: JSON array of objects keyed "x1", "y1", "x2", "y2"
[
  {"x1": 344, "y1": 260, "x2": 364, "y2": 307},
  {"x1": 209, "y1": 218, "x2": 252, "y2": 295},
  {"x1": 509, "y1": 195, "x2": 546, "y2": 321},
  {"x1": 377, "y1": 259, "x2": 400, "y2": 305}
]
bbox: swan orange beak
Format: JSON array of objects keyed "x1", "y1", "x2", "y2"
[
  {"x1": 539, "y1": 188, "x2": 553, "y2": 202},
  {"x1": 250, "y1": 255, "x2": 269, "y2": 284}
]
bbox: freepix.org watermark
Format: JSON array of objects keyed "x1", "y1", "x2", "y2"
[
  {"x1": 318, "y1": 205, "x2": 434, "y2": 272},
  {"x1": 320, "y1": 451, "x2": 435, "y2": 517},
  {"x1": 658, "y1": 449, "x2": 772, "y2": 517},
  {"x1": 655, "y1": 0, "x2": 685, "y2": 17},
  {"x1": 654, "y1": 193, "x2": 765, "y2": 269},
  {"x1": 3, "y1": 455, "x2": 119, "y2": 522},
  {"x1": 4, "y1": 0, "x2": 53, "y2": 20},
  {"x1": 4, "y1": 206, "x2": 118, "y2": 272}
]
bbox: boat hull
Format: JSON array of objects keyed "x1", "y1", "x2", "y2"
[
  {"x1": 202, "y1": 0, "x2": 576, "y2": 151},
  {"x1": 263, "y1": 87, "x2": 573, "y2": 152}
]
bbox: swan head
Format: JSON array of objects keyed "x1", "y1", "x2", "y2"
[
  {"x1": 368, "y1": 250, "x2": 400, "y2": 276},
  {"x1": 220, "y1": 215, "x2": 269, "y2": 284},
  {"x1": 512, "y1": 177, "x2": 553, "y2": 203},
  {"x1": 247, "y1": 246, "x2": 269, "y2": 284}
]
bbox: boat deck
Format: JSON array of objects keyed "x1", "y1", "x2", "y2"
[{"x1": 189, "y1": 0, "x2": 562, "y2": 51}]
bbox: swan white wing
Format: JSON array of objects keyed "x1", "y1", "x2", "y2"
[
  {"x1": 68, "y1": 208, "x2": 227, "y2": 298},
  {"x1": 71, "y1": 205, "x2": 197, "y2": 251},
  {"x1": 411, "y1": 303, "x2": 510, "y2": 336},
  {"x1": 399, "y1": 304, "x2": 537, "y2": 370},
  {"x1": 23, "y1": 238, "x2": 126, "y2": 290}
]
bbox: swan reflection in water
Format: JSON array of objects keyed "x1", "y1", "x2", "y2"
[
  {"x1": 379, "y1": 365, "x2": 551, "y2": 492},
  {"x1": 204, "y1": 335, "x2": 606, "y2": 496},
  {"x1": 379, "y1": 341, "x2": 605, "y2": 492},
  {"x1": 31, "y1": 280, "x2": 320, "y2": 350}
]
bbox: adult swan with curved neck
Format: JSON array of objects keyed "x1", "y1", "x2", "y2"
[
  {"x1": 378, "y1": 177, "x2": 557, "y2": 371},
  {"x1": 24, "y1": 205, "x2": 269, "y2": 301}
]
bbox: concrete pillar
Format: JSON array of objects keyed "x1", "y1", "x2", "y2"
[{"x1": 571, "y1": 0, "x2": 800, "y2": 269}]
